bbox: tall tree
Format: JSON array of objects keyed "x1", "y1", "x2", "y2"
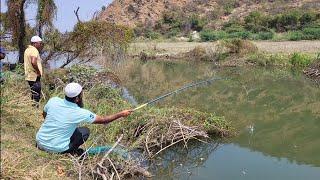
[
  {"x1": 36, "y1": 0, "x2": 57, "y2": 38},
  {"x1": 7, "y1": 0, "x2": 27, "y2": 63}
]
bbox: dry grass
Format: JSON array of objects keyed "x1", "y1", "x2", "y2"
[{"x1": 1, "y1": 73, "x2": 75, "y2": 179}]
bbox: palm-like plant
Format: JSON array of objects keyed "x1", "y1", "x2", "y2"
[
  {"x1": 36, "y1": 0, "x2": 57, "y2": 38},
  {"x1": 7, "y1": 0, "x2": 27, "y2": 63}
]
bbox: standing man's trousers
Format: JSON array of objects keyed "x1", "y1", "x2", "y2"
[{"x1": 27, "y1": 76, "x2": 41, "y2": 103}]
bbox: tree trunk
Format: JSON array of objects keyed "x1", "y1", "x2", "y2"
[
  {"x1": 38, "y1": 23, "x2": 42, "y2": 38},
  {"x1": 18, "y1": 0, "x2": 26, "y2": 64}
]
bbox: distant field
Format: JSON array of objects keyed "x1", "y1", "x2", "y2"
[{"x1": 130, "y1": 41, "x2": 320, "y2": 55}]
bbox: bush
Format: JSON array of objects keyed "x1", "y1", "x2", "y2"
[
  {"x1": 189, "y1": 14, "x2": 206, "y2": 31},
  {"x1": 145, "y1": 30, "x2": 161, "y2": 39},
  {"x1": 287, "y1": 31, "x2": 305, "y2": 41},
  {"x1": 200, "y1": 30, "x2": 227, "y2": 41},
  {"x1": 228, "y1": 31, "x2": 251, "y2": 39},
  {"x1": 257, "y1": 31, "x2": 274, "y2": 40},
  {"x1": 246, "y1": 52, "x2": 270, "y2": 66},
  {"x1": 166, "y1": 28, "x2": 180, "y2": 38},
  {"x1": 272, "y1": 11, "x2": 300, "y2": 32},
  {"x1": 247, "y1": 53, "x2": 290, "y2": 67},
  {"x1": 223, "y1": 23, "x2": 246, "y2": 33},
  {"x1": 299, "y1": 12, "x2": 317, "y2": 28},
  {"x1": 302, "y1": 27, "x2": 320, "y2": 40},
  {"x1": 244, "y1": 11, "x2": 270, "y2": 33},
  {"x1": 221, "y1": 39, "x2": 258, "y2": 55},
  {"x1": 290, "y1": 53, "x2": 312, "y2": 68}
]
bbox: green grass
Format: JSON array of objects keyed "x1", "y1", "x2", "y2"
[{"x1": 246, "y1": 52, "x2": 317, "y2": 68}]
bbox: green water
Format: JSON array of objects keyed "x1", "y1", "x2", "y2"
[{"x1": 120, "y1": 60, "x2": 320, "y2": 179}]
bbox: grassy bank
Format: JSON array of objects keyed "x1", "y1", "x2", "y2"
[
  {"x1": 1, "y1": 66, "x2": 232, "y2": 179},
  {"x1": 130, "y1": 40, "x2": 320, "y2": 68}
]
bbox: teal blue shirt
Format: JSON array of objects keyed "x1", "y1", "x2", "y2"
[{"x1": 36, "y1": 97, "x2": 96, "y2": 152}]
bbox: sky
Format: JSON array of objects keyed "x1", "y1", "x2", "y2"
[{"x1": 0, "y1": 0, "x2": 112, "y2": 32}]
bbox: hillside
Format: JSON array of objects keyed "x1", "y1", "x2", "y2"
[{"x1": 99, "y1": 0, "x2": 320, "y2": 28}]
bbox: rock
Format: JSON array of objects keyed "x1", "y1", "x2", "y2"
[{"x1": 191, "y1": 31, "x2": 200, "y2": 41}]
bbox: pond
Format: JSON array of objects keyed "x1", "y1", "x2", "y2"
[{"x1": 118, "y1": 60, "x2": 320, "y2": 179}]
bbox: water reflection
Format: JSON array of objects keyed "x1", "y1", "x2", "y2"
[
  {"x1": 149, "y1": 141, "x2": 221, "y2": 179},
  {"x1": 118, "y1": 60, "x2": 320, "y2": 179}
]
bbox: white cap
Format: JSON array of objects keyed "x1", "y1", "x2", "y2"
[
  {"x1": 31, "y1": 35, "x2": 42, "y2": 42},
  {"x1": 64, "y1": 83, "x2": 83, "y2": 98}
]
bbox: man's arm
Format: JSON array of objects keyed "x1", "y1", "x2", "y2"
[
  {"x1": 93, "y1": 109, "x2": 132, "y2": 124},
  {"x1": 31, "y1": 56, "x2": 41, "y2": 76}
]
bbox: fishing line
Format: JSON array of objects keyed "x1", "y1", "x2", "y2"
[{"x1": 133, "y1": 76, "x2": 226, "y2": 111}]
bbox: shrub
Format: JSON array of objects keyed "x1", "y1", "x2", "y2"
[
  {"x1": 257, "y1": 31, "x2": 274, "y2": 40},
  {"x1": 272, "y1": 11, "x2": 300, "y2": 32},
  {"x1": 200, "y1": 30, "x2": 227, "y2": 41},
  {"x1": 185, "y1": 46, "x2": 211, "y2": 61},
  {"x1": 228, "y1": 31, "x2": 251, "y2": 39},
  {"x1": 302, "y1": 27, "x2": 320, "y2": 40},
  {"x1": 189, "y1": 14, "x2": 206, "y2": 31},
  {"x1": 289, "y1": 53, "x2": 312, "y2": 68},
  {"x1": 246, "y1": 52, "x2": 270, "y2": 66},
  {"x1": 145, "y1": 30, "x2": 161, "y2": 39},
  {"x1": 221, "y1": 39, "x2": 258, "y2": 55},
  {"x1": 287, "y1": 31, "x2": 305, "y2": 41},
  {"x1": 247, "y1": 53, "x2": 289, "y2": 66},
  {"x1": 166, "y1": 28, "x2": 180, "y2": 38},
  {"x1": 244, "y1": 11, "x2": 270, "y2": 33},
  {"x1": 223, "y1": 24, "x2": 246, "y2": 33},
  {"x1": 299, "y1": 12, "x2": 317, "y2": 28}
]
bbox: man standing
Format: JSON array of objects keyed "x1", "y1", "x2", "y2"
[
  {"x1": 36, "y1": 83, "x2": 133, "y2": 155},
  {"x1": 24, "y1": 36, "x2": 43, "y2": 105}
]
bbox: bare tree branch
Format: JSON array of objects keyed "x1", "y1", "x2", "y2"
[{"x1": 74, "y1": 7, "x2": 81, "y2": 23}]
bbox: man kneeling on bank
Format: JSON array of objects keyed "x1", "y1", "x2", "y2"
[{"x1": 36, "y1": 82, "x2": 132, "y2": 155}]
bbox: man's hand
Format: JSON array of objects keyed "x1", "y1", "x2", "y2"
[
  {"x1": 119, "y1": 109, "x2": 133, "y2": 117},
  {"x1": 93, "y1": 109, "x2": 133, "y2": 124}
]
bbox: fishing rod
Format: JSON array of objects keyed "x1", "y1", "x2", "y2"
[{"x1": 133, "y1": 76, "x2": 225, "y2": 111}]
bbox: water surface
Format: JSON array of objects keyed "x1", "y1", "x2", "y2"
[{"x1": 119, "y1": 60, "x2": 320, "y2": 179}]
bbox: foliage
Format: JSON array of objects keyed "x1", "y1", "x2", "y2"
[
  {"x1": 289, "y1": 53, "x2": 313, "y2": 68},
  {"x1": 302, "y1": 27, "x2": 320, "y2": 40},
  {"x1": 41, "y1": 21, "x2": 134, "y2": 68},
  {"x1": 228, "y1": 31, "x2": 251, "y2": 39},
  {"x1": 220, "y1": 39, "x2": 258, "y2": 55},
  {"x1": 221, "y1": 0, "x2": 238, "y2": 16},
  {"x1": 200, "y1": 30, "x2": 227, "y2": 41},
  {"x1": 246, "y1": 52, "x2": 289, "y2": 67},
  {"x1": 189, "y1": 14, "x2": 206, "y2": 32},
  {"x1": 70, "y1": 21, "x2": 133, "y2": 59},
  {"x1": 244, "y1": 11, "x2": 271, "y2": 33},
  {"x1": 6, "y1": 0, "x2": 27, "y2": 63},
  {"x1": 145, "y1": 29, "x2": 161, "y2": 39},
  {"x1": 151, "y1": 10, "x2": 207, "y2": 38},
  {"x1": 184, "y1": 46, "x2": 211, "y2": 61},
  {"x1": 299, "y1": 12, "x2": 317, "y2": 28},
  {"x1": 0, "y1": 12, "x2": 10, "y2": 37},
  {"x1": 286, "y1": 31, "x2": 305, "y2": 41},
  {"x1": 256, "y1": 31, "x2": 274, "y2": 40},
  {"x1": 272, "y1": 11, "x2": 300, "y2": 32},
  {"x1": 36, "y1": 0, "x2": 57, "y2": 37}
]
